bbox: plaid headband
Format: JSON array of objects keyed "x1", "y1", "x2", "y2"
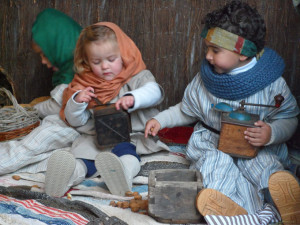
[{"x1": 201, "y1": 26, "x2": 258, "y2": 57}]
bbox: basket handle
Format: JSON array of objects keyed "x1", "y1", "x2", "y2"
[{"x1": 0, "y1": 87, "x2": 29, "y2": 116}]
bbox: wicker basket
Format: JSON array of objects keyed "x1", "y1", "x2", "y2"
[{"x1": 0, "y1": 88, "x2": 40, "y2": 142}]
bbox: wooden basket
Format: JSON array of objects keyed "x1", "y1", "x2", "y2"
[{"x1": 0, "y1": 88, "x2": 40, "y2": 142}]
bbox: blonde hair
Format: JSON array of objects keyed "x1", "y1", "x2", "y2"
[{"x1": 74, "y1": 25, "x2": 117, "y2": 74}]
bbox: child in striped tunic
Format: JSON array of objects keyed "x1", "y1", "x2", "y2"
[{"x1": 145, "y1": 1, "x2": 300, "y2": 224}]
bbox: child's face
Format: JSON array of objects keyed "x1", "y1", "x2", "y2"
[
  {"x1": 204, "y1": 39, "x2": 248, "y2": 74},
  {"x1": 85, "y1": 40, "x2": 123, "y2": 81},
  {"x1": 32, "y1": 42, "x2": 59, "y2": 72}
]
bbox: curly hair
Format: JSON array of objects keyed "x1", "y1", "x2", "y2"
[{"x1": 203, "y1": 0, "x2": 266, "y2": 52}]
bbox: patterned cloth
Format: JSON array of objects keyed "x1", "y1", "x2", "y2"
[
  {"x1": 201, "y1": 26, "x2": 257, "y2": 57},
  {"x1": 0, "y1": 114, "x2": 79, "y2": 175},
  {"x1": 204, "y1": 204, "x2": 281, "y2": 225},
  {"x1": 0, "y1": 194, "x2": 89, "y2": 225},
  {"x1": 0, "y1": 146, "x2": 191, "y2": 225}
]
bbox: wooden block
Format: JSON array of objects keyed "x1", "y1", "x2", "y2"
[{"x1": 148, "y1": 169, "x2": 204, "y2": 224}]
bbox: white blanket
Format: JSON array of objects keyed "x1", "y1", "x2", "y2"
[{"x1": 0, "y1": 114, "x2": 79, "y2": 175}]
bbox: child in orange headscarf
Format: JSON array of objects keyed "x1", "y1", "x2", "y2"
[{"x1": 45, "y1": 22, "x2": 168, "y2": 197}]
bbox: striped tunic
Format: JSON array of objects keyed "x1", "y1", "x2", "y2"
[{"x1": 181, "y1": 73, "x2": 299, "y2": 214}]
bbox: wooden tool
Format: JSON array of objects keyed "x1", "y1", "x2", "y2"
[
  {"x1": 218, "y1": 111, "x2": 260, "y2": 158},
  {"x1": 215, "y1": 94, "x2": 284, "y2": 158}
]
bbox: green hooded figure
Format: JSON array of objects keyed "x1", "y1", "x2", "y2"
[{"x1": 32, "y1": 8, "x2": 82, "y2": 86}]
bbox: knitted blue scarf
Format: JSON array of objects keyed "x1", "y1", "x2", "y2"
[{"x1": 201, "y1": 48, "x2": 285, "y2": 100}]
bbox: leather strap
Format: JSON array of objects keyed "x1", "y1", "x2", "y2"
[{"x1": 201, "y1": 122, "x2": 220, "y2": 135}]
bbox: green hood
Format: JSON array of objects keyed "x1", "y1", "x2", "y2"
[{"x1": 32, "y1": 8, "x2": 82, "y2": 86}]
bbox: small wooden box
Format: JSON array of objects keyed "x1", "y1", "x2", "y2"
[
  {"x1": 93, "y1": 104, "x2": 131, "y2": 149},
  {"x1": 218, "y1": 112, "x2": 259, "y2": 158},
  {"x1": 148, "y1": 169, "x2": 204, "y2": 224}
]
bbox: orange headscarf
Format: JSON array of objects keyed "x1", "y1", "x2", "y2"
[{"x1": 60, "y1": 22, "x2": 146, "y2": 122}]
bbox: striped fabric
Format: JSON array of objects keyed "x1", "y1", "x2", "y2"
[
  {"x1": 201, "y1": 26, "x2": 257, "y2": 57},
  {"x1": 50, "y1": 83, "x2": 68, "y2": 105},
  {"x1": 0, "y1": 114, "x2": 80, "y2": 175},
  {"x1": 181, "y1": 73, "x2": 299, "y2": 216},
  {"x1": 0, "y1": 194, "x2": 89, "y2": 224},
  {"x1": 204, "y1": 204, "x2": 281, "y2": 225}
]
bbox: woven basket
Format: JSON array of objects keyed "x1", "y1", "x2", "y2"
[{"x1": 0, "y1": 88, "x2": 40, "y2": 142}]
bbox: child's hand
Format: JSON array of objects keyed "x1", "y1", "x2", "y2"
[
  {"x1": 115, "y1": 95, "x2": 135, "y2": 110},
  {"x1": 244, "y1": 120, "x2": 271, "y2": 147},
  {"x1": 144, "y1": 119, "x2": 161, "y2": 138},
  {"x1": 74, "y1": 87, "x2": 96, "y2": 103}
]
